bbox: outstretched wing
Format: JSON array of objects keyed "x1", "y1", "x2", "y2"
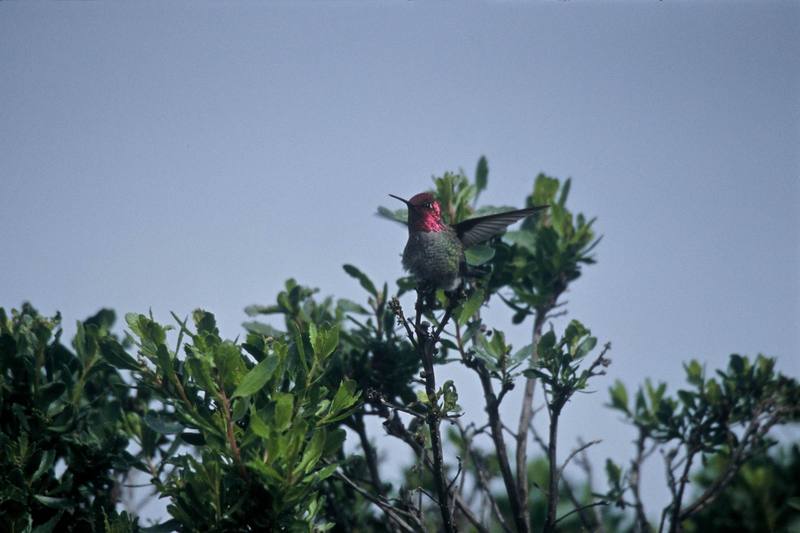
[{"x1": 455, "y1": 206, "x2": 547, "y2": 249}]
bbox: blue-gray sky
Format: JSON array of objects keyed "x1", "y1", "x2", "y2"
[{"x1": 2, "y1": 1, "x2": 798, "y2": 524}]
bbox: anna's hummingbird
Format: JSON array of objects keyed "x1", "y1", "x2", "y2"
[{"x1": 390, "y1": 192, "x2": 547, "y2": 291}]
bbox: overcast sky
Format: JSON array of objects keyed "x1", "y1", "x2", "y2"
[{"x1": 2, "y1": 1, "x2": 798, "y2": 525}]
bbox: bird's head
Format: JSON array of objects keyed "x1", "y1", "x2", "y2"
[{"x1": 389, "y1": 192, "x2": 446, "y2": 232}]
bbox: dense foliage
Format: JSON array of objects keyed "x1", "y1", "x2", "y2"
[
  {"x1": 2, "y1": 158, "x2": 797, "y2": 532},
  {"x1": 0, "y1": 305, "x2": 142, "y2": 532}
]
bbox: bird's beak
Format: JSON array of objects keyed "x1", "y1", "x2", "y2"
[{"x1": 388, "y1": 194, "x2": 410, "y2": 206}]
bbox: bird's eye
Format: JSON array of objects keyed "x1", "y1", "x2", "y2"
[{"x1": 424, "y1": 202, "x2": 433, "y2": 209}]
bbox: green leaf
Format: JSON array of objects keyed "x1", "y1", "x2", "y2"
[
  {"x1": 475, "y1": 156, "x2": 488, "y2": 193},
  {"x1": 511, "y1": 343, "x2": 534, "y2": 364},
  {"x1": 231, "y1": 397, "x2": 247, "y2": 421},
  {"x1": 442, "y1": 380, "x2": 461, "y2": 413},
  {"x1": 337, "y1": 299, "x2": 369, "y2": 315},
  {"x1": 242, "y1": 321, "x2": 284, "y2": 337},
  {"x1": 144, "y1": 412, "x2": 185, "y2": 434},
  {"x1": 605, "y1": 459, "x2": 622, "y2": 486},
  {"x1": 275, "y1": 392, "x2": 294, "y2": 431},
  {"x1": 558, "y1": 177, "x2": 571, "y2": 207},
  {"x1": 179, "y1": 432, "x2": 205, "y2": 446},
  {"x1": 377, "y1": 205, "x2": 408, "y2": 225},
  {"x1": 233, "y1": 355, "x2": 279, "y2": 398},
  {"x1": 186, "y1": 356, "x2": 218, "y2": 395},
  {"x1": 99, "y1": 338, "x2": 141, "y2": 371},
  {"x1": 503, "y1": 230, "x2": 536, "y2": 252},
  {"x1": 125, "y1": 312, "x2": 142, "y2": 335},
  {"x1": 677, "y1": 389, "x2": 695, "y2": 408},
  {"x1": 73, "y1": 321, "x2": 87, "y2": 357},
  {"x1": 685, "y1": 360, "x2": 703, "y2": 386},
  {"x1": 247, "y1": 460, "x2": 284, "y2": 484},
  {"x1": 706, "y1": 379, "x2": 721, "y2": 404},
  {"x1": 788, "y1": 497, "x2": 800, "y2": 511},
  {"x1": 156, "y1": 344, "x2": 172, "y2": 381},
  {"x1": 342, "y1": 264, "x2": 378, "y2": 296},
  {"x1": 31, "y1": 512, "x2": 61, "y2": 533},
  {"x1": 193, "y1": 309, "x2": 219, "y2": 337},
  {"x1": 539, "y1": 330, "x2": 557, "y2": 349},
  {"x1": 323, "y1": 428, "x2": 346, "y2": 456},
  {"x1": 310, "y1": 324, "x2": 339, "y2": 361},
  {"x1": 465, "y1": 245, "x2": 495, "y2": 266},
  {"x1": 321, "y1": 379, "x2": 360, "y2": 424},
  {"x1": 315, "y1": 464, "x2": 338, "y2": 482},
  {"x1": 574, "y1": 336, "x2": 597, "y2": 360},
  {"x1": 609, "y1": 380, "x2": 629, "y2": 413},
  {"x1": 729, "y1": 354, "x2": 745, "y2": 375},
  {"x1": 140, "y1": 521, "x2": 182, "y2": 533},
  {"x1": 34, "y1": 495, "x2": 73, "y2": 509},
  {"x1": 533, "y1": 174, "x2": 560, "y2": 206},
  {"x1": 244, "y1": 304, "x2": 282, "y2": 316},
  {"x1": 38, "y1": 381, "x2": 66, "y2": 406},
  {"x1": 308, "y1": 322, "x2": 318, "y2": 352},
  {"x1": 458, "y1": 289, "x2": 485, "y2": 326},
  {"x1": 522, "y1": 368, "x2": 550, "y2": 381},
  {"x1": 298, "y1": 430, "x2": 326, "y2": 474},
  {"x1": 32, "y1": 449, "x2": 55, "y2": 483},
  {"x1": 488, "y1": 329, "x2": 507, "y2": 359},
  {"x1": 249, "y1": 408, "x2": 270, "y2": 438}
]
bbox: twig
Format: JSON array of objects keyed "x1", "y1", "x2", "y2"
[
  {"x1": 555, "y1": 501, "x2": 608, "y2": 526},
  {"x1": 631, "y1": 428, "x2": 653, "y2": 533},
  {"x1": 456, "y1": 421, "x2": 513, "y2": 533},
  {"x1": 418, "y1": 487, "x2": 439, "y2": 505},
  {"x1": 448, "y1": 456, "x2": 463, "y2": 492},
  {"x1": 380, "y1": 398, "x2": 427, "y2": 419},
  {"x1": 531, "y1": 427, "x2": 603, "y2": 532},
  {"x1": 380, "y1": 383, "x2": 488, "y2": 533},
  {"x1": 335, "y1": 470, "x2": 421, "y2": 533},
  {"x1": 501, "y1": 422, "x2": 518, "y2": 439},
  {"x1": 352, "y1": 414, "x2": 383, "y2": 492},
  {"x1": 669, "y1": 449, "x2": 695, "y2": 532},
  {"x1": 217, "y1": 382, "x2": 245, "y2": 477},
  {"x1": 659, "y1": 448, "x2": 677, "y2": 533},
  {"x1": 575, "y1": 439, "x2": 606, "y2": 533},
  {"x1": 677, "y1": 402, "x2": 784, "y2": 522},
  {"x1": 543, "y1": 394, "x2": 563, "y2": 533},
  {"x1": 390, "y1": 298, "x2": 418, "y2": 349},
  {"x1": 539, "y1": 338, "x2": 611, "y2": 533},
  {"x1": 515, "y1": 308, "x2": 549, "y2": 533},
  {"x1": 456, "y1": 321, "x2": 528, "y2": 533},
  {"x1": 558, "y1": 439, "x2": 601, "y2": 479},
  {"x1": 545, "y1": 309, "x2": 569, "y2": 321},
  {"x1": 416, "y1": 289, "x2": 456, "y2": 533}
]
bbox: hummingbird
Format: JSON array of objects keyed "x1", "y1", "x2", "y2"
[{"x1": 389, "y1": 192, "x2": 547, "y2": 291}]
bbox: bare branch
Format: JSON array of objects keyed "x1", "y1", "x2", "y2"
[
  {"x1": 414, "y1": 290, "x2": 457, "y2": 533},
  {"x1": 575, "y1": 438, "x2": 607, "y2": 533},
  {"x1": 447, "y1": 456, "x2": 463, "y2": 493},
  {"x1": 555, "y1": 501, "x2": 608, "y2": 526},
  {"x1": 668, "y1": 448, "x2": 695, "y2": 533},
  {"x1": 543, "y1": 393, "x2": 563, "y2": 532},
  {"x1": 352, "y1": 414, "x2": 383, "y2": 492},
  {"x1": 677, "y1": 401, "x2": 786, "y2": 522},
  {"x1": 457, "y1": 321, "x2": 528, "y2": 533},
  {"x1": 335, "y1": 470, "x2": 422, "y2": 533},
  {"x1": 455, "y1": 420, "x2": 513, "y2": 533},
  {"x1": 531, "y1": 429, "x2": 607, "y2": 532},
  {"x1": 515, "y1": 308, "x2": 549, "y2": 533},
  {"x1": 558, "y1": 439, "x2": 601, "y2": 479},
  {"x1": 630, "y1": 428, "x2": 653, "y2": 533},
  {"x1": 389, "y1": 298, "x2": 417, "y2": 349}
]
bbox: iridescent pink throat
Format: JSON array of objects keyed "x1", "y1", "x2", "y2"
[{"x1": 409, "y1": 203, "x2": 447, "y2": 233}]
